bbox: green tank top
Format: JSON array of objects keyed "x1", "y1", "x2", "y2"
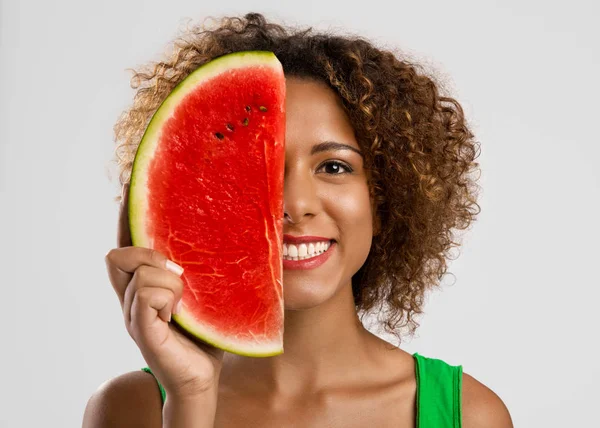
[{"x1": 141, "y1": 352, "x2": 462, "y2": 427}]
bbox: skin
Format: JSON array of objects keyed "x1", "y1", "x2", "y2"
[{"x1": 83, "y1": 77, "x2": 513, "y2": 427}]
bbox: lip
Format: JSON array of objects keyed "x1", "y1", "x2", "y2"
[
  {"x1": 282, "y1": 234, "x2": 335, "y2": 245},
  {"x1": 282, "y1": 241, "x2": 336, "y2": 270}
]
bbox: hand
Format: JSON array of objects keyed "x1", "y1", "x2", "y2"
[{"x1": 104, "y1": 182, "x2": 225, "y2": 398}]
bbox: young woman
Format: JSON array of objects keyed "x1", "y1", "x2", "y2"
[{"x1": 84, "y1": 12, "x2": 513, "y2": 428}]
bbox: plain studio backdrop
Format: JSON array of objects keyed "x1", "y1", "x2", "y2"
[{"x1": 1, "y1": 0, "x2": 598, "y2": 426}]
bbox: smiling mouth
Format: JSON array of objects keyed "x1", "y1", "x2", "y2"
[{"x1": 282, "y1": 239, "x2": 336, "y2": 261}]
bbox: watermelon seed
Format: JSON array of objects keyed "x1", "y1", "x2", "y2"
[
  {"x1": 245, "y1": 105, "x2": 251, "y2": 112},
  {"x1": 242, "y1": 118, "x2": 249, "y2": 126},
  {"x1": 215, "y1": 132, "x2": 224, "y2": 139},
  {"x1": 259, "y1": 106, "x2": 267, "y2": 112},
  {"x1": 226, "y1": 123, "x2": 234, "y2": 131}
]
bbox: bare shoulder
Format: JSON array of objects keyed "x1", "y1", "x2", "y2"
[
  {"x1": 462, "y1": 371, "x2": 514, "y2": 428},
  {"x1": 82, "y1": 370, "x2": 162, "y2": 428}
]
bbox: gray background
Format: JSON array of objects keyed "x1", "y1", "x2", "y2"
[{"x1": 1, "y1": 0, "x2": 599, "y2": 426}]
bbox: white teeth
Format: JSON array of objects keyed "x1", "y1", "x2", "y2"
[
  {"x1": 288, "y1": 245, "x2": 298, "y2": 257},
  {"x1": 298, "y1": 243, "x2": 307, "y2": 257},
  {"x1": 282, "y1": 241, "x2": 332, "y2": 260}
]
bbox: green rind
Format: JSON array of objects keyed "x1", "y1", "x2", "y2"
[
  {"x1": 172, "y1": 308, "x2": 283, "y2": 357},
  {"x1": 128, "y1": 50, "x2": 285, "y2": 357},
  {"x1": 129, "y1": 50, "x2": 283, "y2": 249}
]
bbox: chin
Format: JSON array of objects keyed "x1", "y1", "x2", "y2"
[{"x1": 281, "y1": 275, "x2": 340, "y2": 311}]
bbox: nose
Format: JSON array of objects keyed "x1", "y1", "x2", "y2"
[{"x1": 283, "y1": 166, "x2": 320, "y2": 225}]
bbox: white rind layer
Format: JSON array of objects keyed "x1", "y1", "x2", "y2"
[
  {"x1": 129, "y1": 51, "x2": 283, "y2": 251},
  {"x1": 173, "y1": 304, "x2": 283, "y2": 357},
  {"x1": 128, "y1": 51, "x2": 285, "y2": 357}
]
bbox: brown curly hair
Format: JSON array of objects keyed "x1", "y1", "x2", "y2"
[{"x1": 110, "y1": 12, "x2": 482, "y2": 346}]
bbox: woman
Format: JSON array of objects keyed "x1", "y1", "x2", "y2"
[{"x1": 84, "y1": 12, "x2": 513, "y2": 427}]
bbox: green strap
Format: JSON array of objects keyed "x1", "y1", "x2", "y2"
[
  {"x1": 413, "y1": 352, "x2": 463, "y2": 428},
  {"x1": 141, "y1": 367, "x2": 166, "y2": 404}
]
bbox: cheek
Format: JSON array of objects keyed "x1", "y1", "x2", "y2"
[{"x1": 326, "y1": 184, "x2": 374, "y2": 260}]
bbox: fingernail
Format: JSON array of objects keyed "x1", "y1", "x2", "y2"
[
  {"x1": 165, "y1": 260, "x2": 184, "y2": 276},
  {"x1": 174, "y1": 300, "x2": 182, "y2": 314}
]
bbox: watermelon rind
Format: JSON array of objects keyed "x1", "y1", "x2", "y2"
[
  {"x1": 129, "y1": 50, "x2": 283, "y2": 248},
  {"x1": 128, "y1": 50, "x2": 284, "y2": 357},
  {"x1": 172, "y1": 307, "x2": 283, "y2": 357}
]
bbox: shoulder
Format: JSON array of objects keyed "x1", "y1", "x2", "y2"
[
  {"x1": 461, "y1": 371, "x2": 514, "y2": 428},
  {"x1": 82, "y1": 370, "x2": 162, "y2": 428}
]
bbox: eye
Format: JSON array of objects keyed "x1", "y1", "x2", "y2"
[{"x1": 317, "y1": 160, "x2": 353, "y2": 175}]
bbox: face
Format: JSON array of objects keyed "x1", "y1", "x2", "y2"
[{"x1": 282, "y1": 76, "x2": 376, "y2": 310}]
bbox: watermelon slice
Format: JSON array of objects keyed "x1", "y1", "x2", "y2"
[{"x1": 128, "y1": 51, "x2": 286, "y2": 357}]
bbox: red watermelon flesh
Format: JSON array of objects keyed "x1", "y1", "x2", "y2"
[{"x1": 128, "y1": 51, "x2": 285, "y2": 357}]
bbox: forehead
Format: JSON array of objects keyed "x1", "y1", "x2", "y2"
[{"x1": 284, "y1": 77, "x2": 359, "y2": 151}]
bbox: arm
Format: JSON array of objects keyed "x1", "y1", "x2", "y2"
[
  {"x1": 82, "y1": 371, "x2": 219, "y2": 428},
  {"x1": 162, "y1": 387, "x2": 219, "y2": 428},
  {"x1": 462, "y1": 372, "x2": 514, "y2": 428},
  {"x1": 82, "y1": 371, "x2": 162, "y2": 427}
]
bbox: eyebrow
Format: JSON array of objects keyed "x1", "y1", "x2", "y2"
[{"x1": 310, "y1": 141, "x2": 364, "y2": 158}]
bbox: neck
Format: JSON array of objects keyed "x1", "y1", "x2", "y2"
[{"x1": 223, "y1": 282, "x2": 376, "y2": 398}]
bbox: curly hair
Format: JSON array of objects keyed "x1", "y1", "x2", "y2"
[{"x1": 110, "y1": 12, "x2": 482, "y2": 346}]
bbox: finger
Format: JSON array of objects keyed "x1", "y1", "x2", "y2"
[
  {"x1": 105, "y1": 246, "x2": 183, "y2": 307},
  {"x1": 128, "y1": 286, "x2": 175, "y2": 343},
  {"x1": 123, "y1": 264, "x2": 184, "y2": 325},
  {"x1": 118, "y1": 182, "x2": 132, "y2": 248}
]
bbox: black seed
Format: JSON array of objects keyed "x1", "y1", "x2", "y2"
[
  {"x1": 259, "y1": 106, "x2": 267, "y2": 112},
  {"x1": 245, "y1": 105, "x2": 251, "y2": 112},
  {"x1": 215, "y1": 132, "x2": 224, "y2": 139},
  {"x1": 242, "y1": 118, "x2": 249, "y2": 126},
  {"x1": 226, "y1": 123, "x2": 234, "y2": 131}
]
